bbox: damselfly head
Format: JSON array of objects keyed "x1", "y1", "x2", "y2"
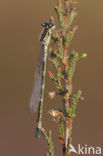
[
  {"x1": 40, "y1": 22, "x2": 55, "y2": 42},
  {"x1": 41, "y1": 22, "x2": 55, "y2": 29}
]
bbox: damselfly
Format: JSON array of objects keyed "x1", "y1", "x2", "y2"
[{"x1": 30, "y1": 22, "x2": 55, "y2": 137}]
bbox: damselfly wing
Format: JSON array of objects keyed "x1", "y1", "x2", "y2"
[
  {"x1": 29, "y1": 22, "x2": 55, "y2": 114},
  {"x1": 29, "y1": 48, "x2": 43, "y2": 114}
]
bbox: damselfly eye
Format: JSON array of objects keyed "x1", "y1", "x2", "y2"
[
  {"x1": 48, "y1": 23, "x2": 54, "y2": 28},
  {"x1": 41, "y1": 22, "x2": 48, "y2": 27}
]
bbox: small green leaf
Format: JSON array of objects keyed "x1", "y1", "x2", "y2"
[{"x1": 70, "y1": 90, "x2": 82, "y2": 117}]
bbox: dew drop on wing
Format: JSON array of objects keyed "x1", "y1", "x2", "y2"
[{"x1": 29, "y1": 49, "x2": 43, "y2": 114}]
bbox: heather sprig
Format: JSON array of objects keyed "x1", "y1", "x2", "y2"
[{"x1": 47, "y1": 0, "x2": 87, "y2": 155}]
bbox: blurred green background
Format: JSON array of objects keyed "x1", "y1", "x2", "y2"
[{"x1": 0, "y1": 0, "x2": 103, "y2": 155}]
